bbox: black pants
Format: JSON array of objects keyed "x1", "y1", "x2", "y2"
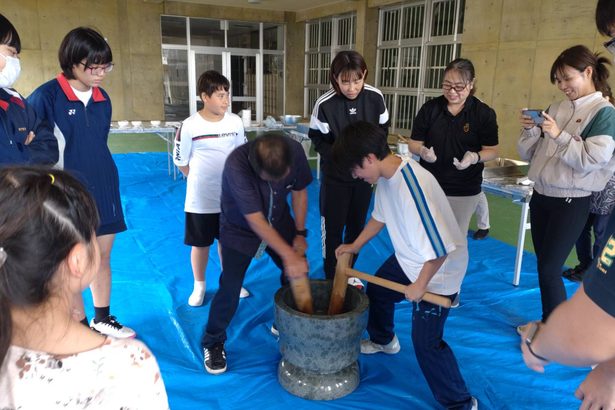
[
  {"x1": 201, "y1": 245, "x2": 286, "y2": 348},
  {"x1": 320, "y1": 180, "x2": 373, "y2": 279},
  {"x1": 529, "y1": 192, "x2": 590, "y2": 321}
]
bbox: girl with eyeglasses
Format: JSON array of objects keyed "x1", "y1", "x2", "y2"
[
  {"x1": 517, "y1": 45, "x2": 615, "y2": 330},
  {"x1": 409, "y1": 58, "x2": 499, "y2": 304},
  {"x1": 28, "y1": 27, "x2": 135, "y2": 339},
  {"x1": 0, "y1": 167, "x2": 169, "y2": 409},
  {"x1": 0, "y1": 14, "x2": 58, "y2": 166}
]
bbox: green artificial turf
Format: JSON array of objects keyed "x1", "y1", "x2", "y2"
[{"x1": 108, "y1": 133, "x2": 167, "y2": 154}]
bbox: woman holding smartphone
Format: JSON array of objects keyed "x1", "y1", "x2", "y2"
[{"x1": 518, "y1": 45, "x2": 615, "y2": 331}]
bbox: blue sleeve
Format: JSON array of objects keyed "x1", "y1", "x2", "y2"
[{"x1": 25, "y1": 101, "x2": 58, "y2": 165}]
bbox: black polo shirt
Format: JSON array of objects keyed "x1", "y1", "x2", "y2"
[
  {"x1": 584, "y1": 212, "x2": 615, "y2": 317},
  {"x1": 411, "y1": 95, "x2": 498, "y2": 196},
  {"x1": 219, "y1": 138, "x2": 313, "y2": 255}
]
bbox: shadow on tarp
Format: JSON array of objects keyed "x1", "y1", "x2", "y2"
[{"x1": 82, "y1": 152, "x2": 587, "y2": 410}]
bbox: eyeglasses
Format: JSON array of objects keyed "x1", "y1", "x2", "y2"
[
  {"x1": 604, "y1": 37, "x2": 615, "y2": 55},
  {"x1": 442, "y1": 82, "x2": 468, "y2": 92},
  {"x1": 79, "y1": 62, "x2": 114, "y2": 75}
]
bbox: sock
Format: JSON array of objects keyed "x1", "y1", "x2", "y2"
[
  {"x1": 80, "y1": 317, "x2": 89, "y2": 327},
  {"x1": 188, "y1": 281, "x2": 206, "y2": 306},
  {"x1": 94, "y1": 306, "x2": 110, "y2": 323}
]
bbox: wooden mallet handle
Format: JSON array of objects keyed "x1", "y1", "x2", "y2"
[
  {"x1": 346, "y1": 268, "x2": 452, "y2": 308},
  {"x1": 289, "y1": 249, "x2": 313, "y2": 314},
  {"x1": 327, "y1": 253, "x2": 353, "y2": 315},
  {"x1": 327, "y1": 253, "x2": 452, "y2": 314}
]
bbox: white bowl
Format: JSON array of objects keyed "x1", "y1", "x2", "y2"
[
  {"x1": 131, "y1": 120, "x2": 142, "y2": 127},
  {"x1": 150, "y1": 120, "x2": 161, "y2": 126},
  {"x1": 118, "y1": 120, "x2": 129, "y2": 128}
]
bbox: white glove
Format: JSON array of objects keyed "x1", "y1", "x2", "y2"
[
  {"x1": 419, "y1": 146, "x2": 437, "y2": 163},
  {"x1": 453, "y1": 151, "x2": 479, "y2": 170}
]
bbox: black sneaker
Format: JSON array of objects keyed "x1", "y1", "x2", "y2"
[
  {"x1": 472, "y1": 229, "x2": 489, "y2": 240},
  {"x1": 562, "y1": 264, "x2": 587, "y2": 282},
  {"x1": 204, "y1": 343, "x2": 227, "y2": 374}
]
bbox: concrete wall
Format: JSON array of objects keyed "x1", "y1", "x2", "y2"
[
  {"x1": 462, "y1": 0, "x2": 608, "y2": 159},
  {"x1": 5, "y1": 0, "x2": 166, "y2": 121}
]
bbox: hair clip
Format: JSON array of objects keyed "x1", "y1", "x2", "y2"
[
  {"x1": 0, "y1": 247, "x2": 6, "y2": 268},
  {"x1": 48, "y1": 173, "x2": 55, "y2": 185}
]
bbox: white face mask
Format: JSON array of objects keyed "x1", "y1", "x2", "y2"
[{"x1": 0, "y1": 53, "x2": 21, "y2": 88}]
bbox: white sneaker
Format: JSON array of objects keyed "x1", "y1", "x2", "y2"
[
  {"x1": 188, "y1": 282, "x2": 206, "y2": 306},
  {"x1": 90, "y1": 316, "x2": 136, "y2": 339},
  {"x1": 239, "y1": 287, "x2": 250, "y2": 298},
  {"x1": 347, "y1": 277, "x2": 364, "y2": 290},
  {"x1": 360, "y1": 334, "x2": 400, "y2": 354}
]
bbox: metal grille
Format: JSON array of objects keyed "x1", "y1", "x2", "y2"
[
  {"x1": 379, "y1": 48, "x2": 398, "y2": 88},
  {"x1": 338, "y1": 16, "x2": 354, "y2": 46},
  {"x1": 307, "y1": 54, "x2": 319, "y2": 84},
  {"x1": 304, "y1": 13, "x2": 356, "y2": 116},
  {"x1": 431, "y1": 0, "x2": 457, "y2": 37},
  {"x1": 425, "y1": 44, "x2": 456, "y2": 89},
  {"x1": 320, "y1": 21, "x2": 332, "y2": 47},
  {"x1": 400, "y1": 47, "x2": 421, "y2": 88},
  {"x1": 381, "y1": 9, "x2": 400, "y2": 43},
  {"x1": 308, "y1": 23, "x2": 319, "y2": 50},
  {"x1": 376, "y1": 0, "x2": 464, "y2": 133},
  {"x1": 397, "y1": 94, "x2": 418, "y2": 131},
  {"x1": 402, "y1": 4, "x2": 425, "y2": 40}
]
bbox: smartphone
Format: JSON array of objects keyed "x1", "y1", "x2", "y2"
[{"x1": 522, "y1": 109, "x2": 544, "y2": 125}]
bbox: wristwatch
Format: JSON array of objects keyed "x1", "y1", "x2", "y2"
[
  {"x1": 525, "y1": 321, "x2": 549, "y2": 362},
  {"x1": 296, "y1": 229, "x2": 308, "y2": 237}
]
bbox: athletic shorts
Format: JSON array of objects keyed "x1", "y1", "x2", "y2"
[{"x1": 184, "y1": 212, "x2": 220, "y2": 247}]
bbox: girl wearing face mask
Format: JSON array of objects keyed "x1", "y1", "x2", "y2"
[
  {"x1": 308, "y1": 51, "x2": 390, "y2": 283},
  {"x1": 517, "y1": 45, "x2": 615, "y2": 330},
  {"x1": 0, "y1": 14, "x2": 58, "y2": 165}
]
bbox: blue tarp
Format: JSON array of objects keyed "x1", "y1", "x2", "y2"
[{"x1": 89, "y1": 152, "x2": 588, "y2": 409}]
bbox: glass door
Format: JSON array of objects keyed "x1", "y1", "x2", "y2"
[{"x1": 229, "y1": 52, "x2": 259, "y2": 123}]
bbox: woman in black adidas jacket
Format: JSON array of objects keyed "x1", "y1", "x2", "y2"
[{"x1": 308, "y1": 51, "x2": 390, "y2": 281}]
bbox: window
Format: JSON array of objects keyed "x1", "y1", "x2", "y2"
[
  {"x1": 376, "y1": 0, "x2": 464, "y2": 133},
  {"x1": 160, "y1": 16, "x2": 285, "y2": 123},
  {"x1": 304, "y1": 14, "x2": 356, "y2": 116}
]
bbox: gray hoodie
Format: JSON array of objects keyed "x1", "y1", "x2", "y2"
[{"x1": 518, "y1": 91, "x2": 615, "y2": 197}]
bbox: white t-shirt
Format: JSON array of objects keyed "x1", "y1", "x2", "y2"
[
  {"x1": 173, "y1": 111, "x2": 246, "y2": 213},
  {"x1": 0, "y1": 337, "x2": 169, "y2": 410},
  {"x1": 371, "y1": 157, "x2": 468, "y2": 295}
]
